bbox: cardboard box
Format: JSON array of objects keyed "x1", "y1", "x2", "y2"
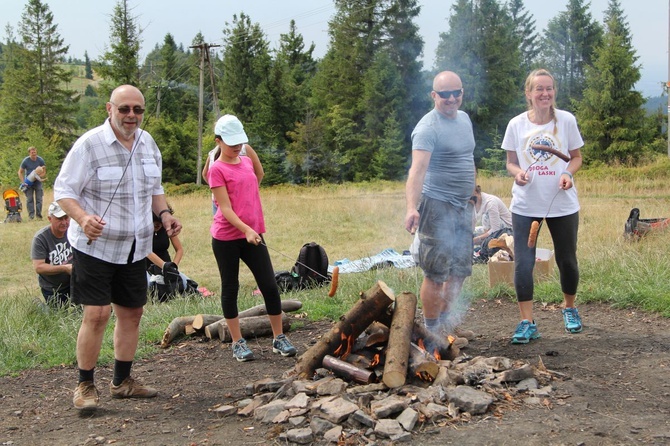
[{"x1": 488, "y1": 248, "x2": 555, "y2": 287}]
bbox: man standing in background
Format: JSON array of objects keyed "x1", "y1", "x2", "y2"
[{"x1": 18, "y1": 146, "x2": 46, "y2": 220}]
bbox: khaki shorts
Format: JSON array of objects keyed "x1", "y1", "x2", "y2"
[{"x1": 417, "y1": 196, "x2": 473, "y2": 282}]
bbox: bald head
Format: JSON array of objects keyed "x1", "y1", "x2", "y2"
[
  {"x1": 433, "y1": 71, "x2": 462, "y2": 91},
  {"x1": 431, "y1": 71, "x2": 463, "y2": 119},
  {"x1": 110, "y1": 85, "x2": 144, "y2": 104}
]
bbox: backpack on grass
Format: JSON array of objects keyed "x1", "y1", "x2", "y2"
[{"x1": 275, "y1": 242, "x2": 331, "y2": 292}]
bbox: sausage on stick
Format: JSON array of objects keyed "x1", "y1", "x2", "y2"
[{"x1": 528, "y1": 221, "x2": 540, "y2": 248}]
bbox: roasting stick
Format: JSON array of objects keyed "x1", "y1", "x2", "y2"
[{"x1": 258, "y1": 239, "x2": 339, "y2": 297}]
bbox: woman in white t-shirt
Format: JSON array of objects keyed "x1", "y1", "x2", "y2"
[{"x1": 502, "y1": 68, "x2": 584, "y2": 344}]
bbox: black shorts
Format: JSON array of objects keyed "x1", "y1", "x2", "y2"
[
  {"x1": 417, "y1": 196, "x2": 473, "y2": 282},
  {"x1": 71, "y1": 249, "x2": 147, "y2": 307}
]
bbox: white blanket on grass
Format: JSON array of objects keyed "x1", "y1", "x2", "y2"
[{"x1": 329, "y1": 248, "x2": 417, "y2": 274}]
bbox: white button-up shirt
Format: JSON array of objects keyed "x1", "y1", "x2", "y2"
[{"x1": 54, "y1": 119, "x2": 164, "y2": 264}]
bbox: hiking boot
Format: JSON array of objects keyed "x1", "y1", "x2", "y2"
[
  {"x1": 110, "y1": 377, "x2": 157, "y2": 399},
  {"x1": 73, "y1": 381, "x2": 99, "y2": 410},
  {"x1": 562, "y1": 307, "x2": 583, "y2": 333},
  {"x1": 511, "y1": 320, "x2": 541, "y2": 344},
  {"x1": 453, "y1": 327, "x2": 476, "y2": 341},
  {"x1": 272, "y1": 334, "x2": 297, "y2": 357},
  {"x1": 447, "y1": 335, "x2": 469, "y2": 349},
  {"x1": 232, "y1": 338, "x2": 255, "y2": 362}
]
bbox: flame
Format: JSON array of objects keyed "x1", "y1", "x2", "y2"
[
  {"x1": 417, "y1": 338, "x2": 426, "y2": 351},
  {"x1": 447, "y1": 335, "x2": 455, "y2": 345},
  {"x1": 433, "y1": 348, "x2": 441, "y2": 361},
  {"x1": 370, "y1": 353, "x2": 380, "y2": 367},
  {"x1": 333, "y1": 331, "x2": 355, "y2": 361},
  {"x1": 415, "y1": 370, "x2": 434, "y2": 382}
]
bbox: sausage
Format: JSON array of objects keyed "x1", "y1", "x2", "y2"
[
  {"x1": 328, "y1": 266, "x2": 339, "y2": 297},
  {"x1": 530, "y1": 144, "x2": 570, "y2": 162},
  {"x1": 528, "y1": 221, "x2": 540, "y2": 248}
]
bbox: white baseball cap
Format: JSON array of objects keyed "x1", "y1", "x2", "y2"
[
  {"x1": 214, "y1": 114, "x2": 248, "y2": 145},
  {"x1": 48, "y1": 202, "x2": 67, "y2": 218}
]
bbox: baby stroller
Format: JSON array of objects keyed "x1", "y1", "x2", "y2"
[{"x1": 3, "y1": 188, "x2": 23, "y2": 223}]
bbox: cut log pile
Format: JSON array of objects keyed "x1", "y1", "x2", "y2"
[{"x1": 160, "y1": 299, "x2": 304, "y2": 348}]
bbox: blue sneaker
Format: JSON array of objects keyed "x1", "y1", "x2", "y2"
[
  {"x1": 272, "y1": 334, "x2": 297, "y2": 357},
  {"x1": 511, "y1": 320, "x2": 541, "y2": 344},
  {"x1": 232, "y1": 338, "x2": 255, "y2": 362},
  {"x1": 562, "y1": 307, "x2": 583, "y2": 333}
]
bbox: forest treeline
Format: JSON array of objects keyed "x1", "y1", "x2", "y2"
[{"x1": 0, "y1": 0, "x2": 666, "y2": 188}]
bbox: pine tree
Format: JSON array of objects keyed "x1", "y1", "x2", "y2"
[
  {"x1": 507, "y1": 0, "x2": 540, "y2": 75},
  {"x1": 540, "y1": 0, "x2": 602, "y2": 110},
  {"x1": 576, "y1": 0, "x2": 646, "y2": 164},
  {"x1": 0, "y1": 0, "x2": 77, "y2": 150},
  {"x1": 84, "y1": 51, "x2": 93, "y2": 79},
  {"x1": 220, "y1": 13, "x2": 271, "y2": 125},
  {"x1": 96, "y1": 0, "x2": 142, "y2": 87},
  {"x1": 434, "y1": 0, "x2": 523, "y2": 161}
]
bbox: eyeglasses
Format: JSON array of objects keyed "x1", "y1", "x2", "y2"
[
  {"x1": 434, "y1": 89, "x2": 463, "y2": 99},
  {"x1": 111, "y1": 102, "x2": 145, "y2": 115}
]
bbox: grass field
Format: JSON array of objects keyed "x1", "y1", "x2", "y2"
[{"x1": 1, "y1": 175, "x2": 669, "y2": 375}]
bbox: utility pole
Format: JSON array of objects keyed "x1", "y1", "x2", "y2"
[{"x1": 190, "y1": 43, "x2": 221, "y2": 185}]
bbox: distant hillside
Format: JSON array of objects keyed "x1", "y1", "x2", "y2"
[
  {"x1": 645, "y1": 95, "x2": 667, "y2": 115},
  {"x1": 60, "y1": 63, "x2": 100, "y2": 95}
]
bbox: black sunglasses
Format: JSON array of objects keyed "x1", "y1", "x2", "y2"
[
  {"x1": 112, "y1": 103, "x2": 145, "y2": 115},
  {"x1": 434, "y1": 89, "x2": 463, "y2": 99}
]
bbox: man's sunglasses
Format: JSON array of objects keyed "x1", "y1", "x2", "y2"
[
  {"x1": 112, "y1": 103, "x2": 145, "y2": 115},
  {"x1": 434, "y1": 89, "x2": 463, "y2": 99}
]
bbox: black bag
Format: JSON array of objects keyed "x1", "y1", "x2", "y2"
[
  {"x1": 275, "y1": 242, "x2": 331, "y2": 291},
  {"x1": 148, "y1": 262, "x2": 200, "y2": 302}
]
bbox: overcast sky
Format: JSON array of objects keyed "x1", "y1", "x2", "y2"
[{"x1": 3, "y1": 0, "x2": 667, "y2": 97}]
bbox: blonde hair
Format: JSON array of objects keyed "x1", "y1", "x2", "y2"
[{"x1": 524, "y1": 69, "x2": 558, "y2": 134}]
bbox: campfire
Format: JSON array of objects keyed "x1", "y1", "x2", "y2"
[{"x1": 161, "y1": 281, "x2": 561, "y2": 444}]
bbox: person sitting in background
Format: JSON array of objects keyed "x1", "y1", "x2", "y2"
[
  {"x1": 471, "y1": 185, "x2": 513, "y2": 263},
  {"x1": 472, "y1": 185, "x2": 512, "y2": 246},
  {"x1": 31, "y1": 202, "x2": 74, "y2": 306},
  {"x1": 146, "y1": 208, "x2": 199, "y2": 301}
]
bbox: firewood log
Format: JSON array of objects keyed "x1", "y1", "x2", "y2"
[
  {"x1": 382, "y1": 292, "x2": 417, "y2": 388},
  {"x1": 292, "y1": 281, "x2": 395, "y2": 379},
  {"x1": 217, "y1": 312, "x2": 290, "y2": 342},
  {"x1": 411, "y1": 322, "x2": 460, "y2": 361},
  {"x1": 160, "y1": 316, "x2": 197, "y2": 348},
  {"x1": 203, "y1": 300, "x2": 302, "y2": 339},
  {"x1": 408, "y1": 342, "x2": 440, "y2": 382},
  {"x1": 323, "y1": 355, "x2": 375, "y2": 384},
  {"x1": 192, "y1": 314, "x2": 223, "y2": 331}
]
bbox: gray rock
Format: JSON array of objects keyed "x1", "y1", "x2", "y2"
[
  {"x1": 396, "y1": 407, "x2": 419, "y2": 431},
  {"x1": 370, "y1": 395, "x2": 407, "y2": 418},
  {"x1": 310, "y1": 416, "x2": 337, "y2": 436},
  {"x1": 374, "y1": 419, "x2": 404, "y2": 438},
  {"x1": 446, "y1": 385, "x2": 493, "y2": 415},
  {"x1": 286, "y1": 427, "x2": 314, "y2": 444}
]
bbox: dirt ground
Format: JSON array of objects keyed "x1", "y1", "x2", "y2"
[{"x1": 1, "y1": 298, "x2": 669, "y2": 446}]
